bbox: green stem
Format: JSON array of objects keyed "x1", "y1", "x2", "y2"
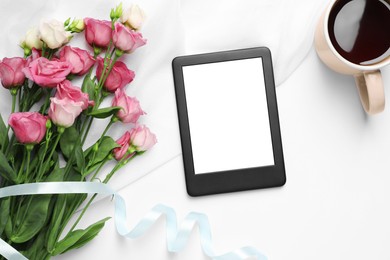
[
  {"x1": 98, "y1": 54, "x2": 118, "y2": 93},
  {"x1": 17, "y1": 149, "x2": 27, "y2": 183},
  {"x1": 40, "y1": 89, "x2": 52, "y2": 114},
  {"x1": 96, "y1": 45, "x2": 118, "y2": 97},
  {"x1": 68, "y1": 162, "x2": 121, "y2": 233},
  {"x1": 101, "y1": 119, "x2": 114, "y2": 139},
  {"x1": 81, "y1": 117, "x2": 93, "y2": 146},
  {"x1": 69, "y1": 152, "x2": 134, "y2": 233},
  {"x1": 48, "y1": 130, "x2": 63, "y2": 160},
  {"x1": 68, "y1": 193, "x2": 98, "y2": 233},
  {"x1": 18, "y1": 84, "x2": 22, "y2": 111},
  {"x1": 2, "y1": 89, "x2": 18, "y2": 153},
  {"x1": 96, "y1": 44, "x2": 113, "y2": 92},
  {"x1": 62, "y1": 148, "x2": 77, "y2": 181},
  {"x1": 89, "y1": 156, "x2": 109, "y2": 181},
  {"x1": 10, "y1": 89, "x2": 17, "y2": 114},
  {"x1": 25, "y1": 144, "x2": 33, "y2": 182},
  {"x1": 41, "y1": 43, "x2": 47, "y2": 58},
  {"x1": 47, "y1": 49, "x2": 55, "y2": 60},
  {"x1": 36, "y1": 129, "x2": 52, "y2": 182},
  {"x1": 37, "y1": 128, "x2": 63, "y2": 181},
  {"x1": 81, "y1": 90, "x2": 110, "y2": 146},
  {"x1": 80, "y1": 47, "x2": 117, "y2": 145},
  {"x1": 102, "y1": 152, "x2": 137, "y2": 184},
  {"x1": 86, "y1": 119, "x2": 115, "y2": 169}
]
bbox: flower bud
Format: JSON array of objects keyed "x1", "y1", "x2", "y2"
[
  {"x1": 21, "y1": 43, "x2": 31, "y2": 57},
  {"x1": 93, "y1": 143, "x2": 99, "y2": 152},
  {"x1": 113, "y1": 131, "x2": 131, "y2": 161},
  {"x1": 69, "y1": 18, "x2": 85, "y2": 33},
  {"x1": 64, "y1": 17, "x2": 71, "y2": 27},
  {"x1": 111, "y1": 3, "x2": 123, "y2": 21},
  {"x1": 46, "y1": 119, "x2": 52, "y2": 129}
]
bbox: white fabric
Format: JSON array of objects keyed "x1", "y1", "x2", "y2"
[{"x1": 0, "y1": 0, "x2": 329, "y2": 191}]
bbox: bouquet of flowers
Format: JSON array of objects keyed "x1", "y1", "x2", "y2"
[{"x1": 0, "y1": 3, "x2": 156, "y2": 259}]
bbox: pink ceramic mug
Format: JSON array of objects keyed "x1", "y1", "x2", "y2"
[{"x1": 315, "y1": 0, "x2": 390, "y2": 115}]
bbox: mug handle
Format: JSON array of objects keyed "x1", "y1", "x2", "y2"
[{"x1": 354, "y1": 70, "x2": 385, "y2": 115}]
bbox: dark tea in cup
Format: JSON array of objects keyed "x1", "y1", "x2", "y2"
[{"x1": 328, "y1": 0, "x2": 390, "y2": 66}]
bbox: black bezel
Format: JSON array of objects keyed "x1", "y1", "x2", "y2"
[{"x1": 172, "y1": 47, "x2": 286, "y2": 196}]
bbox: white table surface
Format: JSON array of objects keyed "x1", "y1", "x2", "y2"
[
  {"x1": 56, "y1": 47, "x2": 390, "y2": 260},
  {"x1": 1, "y1": 0, "x2": 389, "y2": 259}
]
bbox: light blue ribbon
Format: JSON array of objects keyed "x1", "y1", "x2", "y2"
[{"x1": 0, "y1": 182, "x2": 267, "y2": 260}]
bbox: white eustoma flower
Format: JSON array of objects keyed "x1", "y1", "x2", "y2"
[
  {"x1": 120, "y1": 4, "x2": 146, "y2": 30},
  {"x1": 22, "y1": 27, "x2": 43, "y2": 50},
  {"x1": 39, "y1": 19, "x2": 71, "y2": 49}
]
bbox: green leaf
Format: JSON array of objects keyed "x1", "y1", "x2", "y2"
[
  {"x1": 52, "y1": 217, "x2": 110, "y2": 256},
  {"x1": 88, "y1": 107, "x2": 121, "y2": 119},
  {"x1": 81, "y1": 76, "x2": 96, "y2": 102},
  {"x1": 11, "y1": 195, "x2": 52, "y2": 243},
  {"x1": 46, "y1": 195, "x2": 67, "y2": 253},
  {"x1": 0, "y1": 149, "x2": 17, "y2": 183},
  {"x1": 5, "y1": 216, "x2": 12, "y2": 239},
  {"x1": 59, "y1": 126, "x2": 80, "y2": 159},
  {"x1": 0, "y1": 197, "x2": 10, "y2": 236},
  {"x1": 24, "y1": 83, "x2": 44, "y2": 111},
  {"x1": 0, "y1": 113, "x2": 8, "y2": 150},
  {"x1": 74, "y1": 144, "x2": 85, "y2": 172},
  {"x1": 45, "y1": 167, "x2": 65, "y2": 182},
  {"x1": 87, "y1": 136, "x2": 119, "y2": 167},
  {"x1": 23, "y1": 227, "x2": 48, "y2": 260},
  {"x1": 29, "y1": 88, "x2": 44, "y2": 111}
]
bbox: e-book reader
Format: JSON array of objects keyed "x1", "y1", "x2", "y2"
[{"x1": 173, "y1": 47, "x2": 286, "y2": 196}]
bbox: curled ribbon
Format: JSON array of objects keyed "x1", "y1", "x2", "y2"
[{"x1": 0, "y1": 182, "x2": 267, "y2": 260}]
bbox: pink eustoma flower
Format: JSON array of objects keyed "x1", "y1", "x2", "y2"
[
  {"x1": 8, "y1": 112, "x2": 47, "y2": 144},
  {"x1": 59, "y1": 46, "x2": 95, "y2": 75},
  {"x1": 84, "y1": 18, "x2": 112, "y2": 48},
  {"x1": 112, "y1": 89, "x2": 145, "y2": 123},
  {"x1": 23, "y1": 57, "x2": 72, "y2": 88},
  {"x1": 113, "y1": 131, "x2": 134, "y2": 161},
  {"x1": 112, "y1": 22, "x2": 146, "y2": 53},
  {"x1": 48, "y1": 97, "x2": 83, "y2": 128},
  {"x1": 0, "y1": 57, "x2": 27, "y2": 89},
  {"x1": 55, "y1": 80, "x2": 93, "y2": 110},
  {"x1": 129, "y1": 125, "x2": 157, "y2": 152},
  {"x1": 96, "y1": 58, "x2": 135, "y2": 92}
]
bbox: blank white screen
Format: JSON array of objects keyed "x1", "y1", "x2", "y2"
[{"x1": 183, "y1": 58, "x2": 275, "y2": 174}]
